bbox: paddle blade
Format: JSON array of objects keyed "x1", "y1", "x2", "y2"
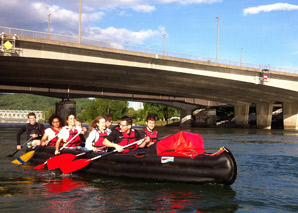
[
  {"x1": 12, "y1": 151, "x2": 36, "y2": 165},
  {"x1": 60, "y1": 159, "x2": 91, "y2": 174},
  {"x1": 47, "y1": 154, "x2": 77, "y2": 170},
  {"x1": 34, "y1": 163, "x2": 46, "y2": 170}
]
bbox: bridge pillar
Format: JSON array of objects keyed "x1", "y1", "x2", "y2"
[
  {"x1": 180, "y1": 109, "x2": 192, "y2": 128},
  {"x1": 234, "y1": 104, "x2": 250, "y2": 128},
  {"x1": 283, "y1": 102, "x2": 298, "y2": 130},
  {"x1": 256, "y1": 102, "x2": 273, "y2": 129},
  {"x1": 56, "y1": 100, "x2": 76, "y2": 121}
]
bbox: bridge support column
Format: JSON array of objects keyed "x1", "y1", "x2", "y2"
[
  {"x1": 256, "y1": 102, "x2": 273, "y2": 129},
  {"x1": 283, "y1": 102, "x2": 298, "y2": 130},
  {"x1": 56, "y1": 100, "x2": 76, "y2": 121},
  {"x1": 234, "y1": 104, "x2": 250, "y2": 128},
  {"x1": 180, "y1": 109, "x2": 192, "y2": 128}
]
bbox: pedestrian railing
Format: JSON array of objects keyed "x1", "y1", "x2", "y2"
[{"x1": 1, "y1": 26, "x2": 297, "y2": 74}]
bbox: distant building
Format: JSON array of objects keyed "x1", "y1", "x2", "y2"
[
  {"x1": 131, "y1": 102, "x2": 144, "y2": 111},
  {"x1": 0, "y1": 110, "x2": 44, "y2": 123}
]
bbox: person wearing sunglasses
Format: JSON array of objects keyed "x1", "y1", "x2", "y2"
[{"x1": 103, "y1": 116, "x2": 149, "y2": 153}]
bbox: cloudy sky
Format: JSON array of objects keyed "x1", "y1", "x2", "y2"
[{"x1": 1, "y1": 0, "x2": 298, "y2": 71}]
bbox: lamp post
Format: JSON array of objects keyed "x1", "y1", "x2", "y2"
[
  {"x1": 162, "y1": 33, "x2": 167, "y2": 56},
  {"x1": 216, "y1": 17, "x2": 219, "y2": 63},
  {"x1": 79, "y1": 0, "x2": 82, "y2": 44},
  {"x1": 240, "y1": 48, "x2": 243, "y2": 67},
  {"x1": 48, "y1": 13, "x2": 51, "y2": 39}
]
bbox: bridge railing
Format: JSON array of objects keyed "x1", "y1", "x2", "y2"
[{"x1": 1, "y1": 26, "x2": 298, "y2": 74}]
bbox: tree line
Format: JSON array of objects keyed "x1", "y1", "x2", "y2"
[{"x1": 0, "y1": 94, "x2": 180, "y2": 123}]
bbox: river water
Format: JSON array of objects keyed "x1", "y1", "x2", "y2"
[{"x1": 0, "y1": 124, "x2": 297, "y2": 212}]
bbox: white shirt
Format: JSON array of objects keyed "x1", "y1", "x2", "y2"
[
  {"x1": 85, "y1": 128, "x2": 110, "y2": 150},
  {"x1": 44, "y1": 127, "x2": 60, "y2": 142},
  {"x1": 58, "y1": 126, "x2": 82, "y2": 141}
]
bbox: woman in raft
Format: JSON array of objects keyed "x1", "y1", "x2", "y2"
[
  {"x1": 54, "y1": 114, "x2": 87, "y2": 155},
  {"x1": 85, "y1": 116, "x2": 110, "y2": 152},
  {"x1": 39, "y1": 114, "x2": 62, "y2": 147}
]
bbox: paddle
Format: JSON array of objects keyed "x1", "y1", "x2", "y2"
[
  {"x1": 7, "y1": 137, "x2": 33, "y2": 157},
  {"x1": 47, "y1": 150, "x2": 93, "y2": 170},
  {"x1": 60, "y1": 139, "x2": 144, "y2": 174},
  {"x1": 34, "y1": 130, "x2": 81, "y2": 170},
  {"x1": 12, "y1": 134, "x2": 59, "y2": 165},
  {"x1": 47, "y1": 145, "x2": 107, "y2": 170}
]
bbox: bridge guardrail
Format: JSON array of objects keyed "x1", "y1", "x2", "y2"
[{"x1": 1, "y1": 26, "x2": 297, "y2": 75}]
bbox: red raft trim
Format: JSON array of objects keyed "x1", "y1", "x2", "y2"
[{"x1": 157, "y1": 131, "x2": 205, "y2": 158}]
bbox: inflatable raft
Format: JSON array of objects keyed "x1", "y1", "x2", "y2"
[{"x1": 27, "y1": 131, "x2": 238, "y2": 185}]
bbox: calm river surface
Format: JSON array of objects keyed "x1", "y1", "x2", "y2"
[{"x1": 0, "y1": 124, "x2": 297, "y2": 212}]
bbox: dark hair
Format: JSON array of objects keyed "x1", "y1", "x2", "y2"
[
  {"x1": 146, "y1": 115, "x2": 157, "y2": 122},
  {"x1": 27, "y1": 112, "x2": 36, "y2": 118},
  {"x1": 65, "y1": 114, "x2": 76, "y2": 125},
  {"x1": 104, "y1": 114, "x2": 113, "y2": 122},
  {"x1": 48, "y1": 114, "x2": 62, "y2": 127},
  {"x1": 120, "y1": 116, "x2": 133, "y2": 125},
  {"x1": 89, "y1": 116, "x2": 105, "y2": 132}
]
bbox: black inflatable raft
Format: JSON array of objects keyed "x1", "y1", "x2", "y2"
[{"x1": 27, "y1": 144, "x2": 237, "y2": 185}]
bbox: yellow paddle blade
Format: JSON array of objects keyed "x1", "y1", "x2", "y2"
[{"x1": 11, "y1": 151, "x2": 35, "y2": 165}]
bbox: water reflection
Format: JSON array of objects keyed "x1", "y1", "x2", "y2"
[{"x1": 44, "y1": 177, "x2": 87, "y2": 193}]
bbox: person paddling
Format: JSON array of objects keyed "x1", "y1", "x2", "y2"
[
  {"x1": 16, "y1": 112, "x2": 45, "y2": 150},
  {"x1": 54, "y1": 114, "x2": 87, "y2": 155},
  {"x1": 103, "y1": 116, "x2": 149, "y2": 153},
  {"x1": 143, "y1": 115, "x2": 159, "y2": 147},
  {"x1": 40, "y1": 114, "x2": 62, "y2": 147},
  {"x1": 85, "y1": 116, "x2": 110, "y2": 152}
]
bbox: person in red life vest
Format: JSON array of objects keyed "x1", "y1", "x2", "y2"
[
  {"x1": 40, "y1": 114, "x2": 62, "y2": 147},
  {"x1": 103, "y1": 116, "x2": 150, "y2": 153},
  {"x1": 85, "y1": 116, "x2": 110, "y2": 152},
  {"x1": 16, "y1": 112, "x2": 45, "y2": 150},
  {"x1": 143, "y1": 115, "x2": 158, "y2": 147},
  {"x1": 54, "y1": 114, "x2": 87, "y2": 155}
]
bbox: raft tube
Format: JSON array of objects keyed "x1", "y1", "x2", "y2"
[{"x1": 27, "y1": 146, "x2": 237, "y2": 185}]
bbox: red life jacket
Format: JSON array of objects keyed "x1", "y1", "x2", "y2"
[
  {"x1": 118, "y1": 129, "x2": 138, "y2": 153},
  {"x1": 143, "y1": 128, "x2": 158, "y2": 143},
  {"x1": 92, "y1": 129, "x2": 108, "y2": 149},
  {"x1": 47, "y1": 127, "x2": 61, "y2": 146},
  {"x1": 61, "y1": 128, "x2": 82, "y2": 147}
]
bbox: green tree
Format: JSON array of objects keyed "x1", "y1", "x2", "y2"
[
  {"x1": 143, "y1": 103, "x2": 180, "y2": 121},
  {"x1": 78, "y1": 98, "x2": 128, "y2": 122}
]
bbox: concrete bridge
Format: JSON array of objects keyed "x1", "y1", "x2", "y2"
[{"x1": 1, "y1": 28, "x2": 298, "y2": 129}]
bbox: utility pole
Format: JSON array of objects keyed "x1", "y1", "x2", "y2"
[
  {"x1": 216, "y1": 17, "x2": 219, "y2": 63},
  {"x1": 79, "y1": 0, "x2": 82, "y2": 44},
  {"x1": 240, "y1": 48, "x2": 243, "y2": 67},
  {"x1": 162, "y1": 33, "x2": 167, "y2": 56},
  {"x1": 48, "y1": 14, "x2": 51, "y2": 39}
]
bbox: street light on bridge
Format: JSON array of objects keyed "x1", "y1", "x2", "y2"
[
  {"x1": 162, "y1": 33, "x2": 167, "y2": 56},
  {"x1": 48, "y1": 13, "x2": 51, "y2": 39},
  {"x1": 216, "y1": 17, "x2": 219, "y2": 63},
  {"x1": 79, "y1": 0, "x2": 82, "y2": 44},
  {"x1": 240, "y1": 48, "x2": 243, "y2": 67}
]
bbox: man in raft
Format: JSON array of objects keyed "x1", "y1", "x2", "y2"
[
  {"x1": 103, "y1": 116, "x2": 149, "y2": 153},
  {"x1": 104, "y1": 114, "x2": 113, "y2": 134},
  {"x1": 142, "y1": 115, "x2": 159, "y2": 147},
  {"x1": 16, "y1": 112, "x2": 45, "y2": 150}
]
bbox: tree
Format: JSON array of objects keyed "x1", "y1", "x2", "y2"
[
  {"x1": 77, "y1": 98, "x2": 128, "y2": 122},
  {"x1": 143, "y1": 103, "x2": 180, "y2": 121}
]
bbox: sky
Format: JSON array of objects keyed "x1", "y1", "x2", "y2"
[{"x1": 1, "y1": 0, "x2": 298, "y2": 71}]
